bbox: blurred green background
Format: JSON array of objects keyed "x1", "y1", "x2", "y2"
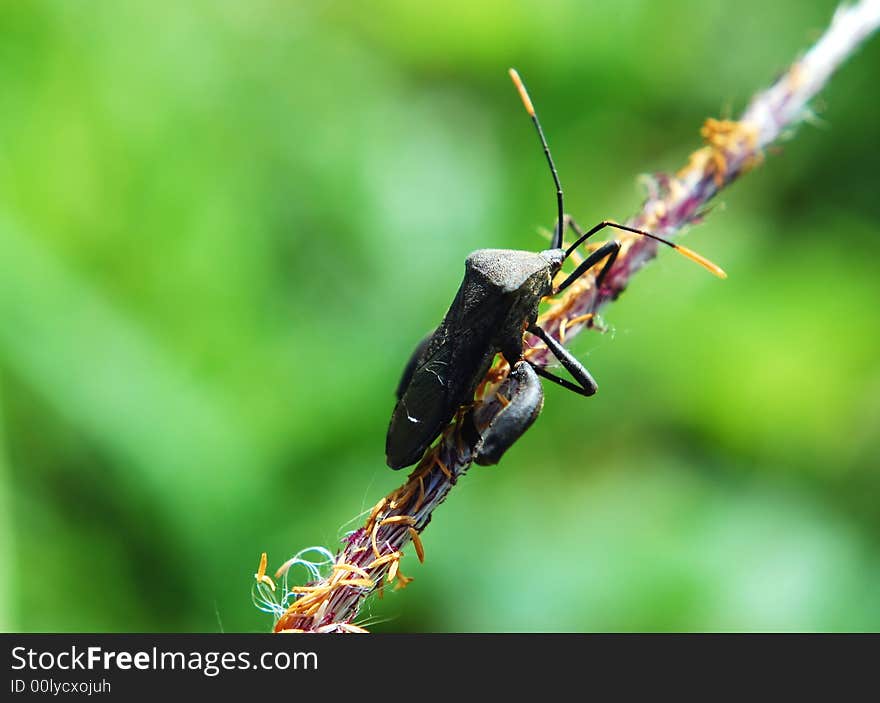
[{"x1": 1, "y1": 0, "x2": 878, "y2": 633}]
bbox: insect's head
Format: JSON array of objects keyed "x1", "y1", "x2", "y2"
[{"x1": 539, "y1": 247, "x2": 566, "y2": 277}]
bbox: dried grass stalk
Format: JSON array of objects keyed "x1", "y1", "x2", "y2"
[{"x1": 255, "y1": 0, "x2": 880, "y2": 633}]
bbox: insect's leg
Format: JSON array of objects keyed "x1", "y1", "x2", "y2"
[
  {"x1": 554, "y1": 240, "x2": 621, "y2": 294},
  {"x1": 473, "y1": 360, "x2": 544, "y2": 466},
  {"x1": 395, "y1": 330, "x2": 435, "y2": 400},
  {"x1": 527, "y1": 323, "x2": 598, "y2": 397}
]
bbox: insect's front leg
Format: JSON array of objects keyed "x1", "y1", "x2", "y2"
[
  {"x1": 473, "y1": 360, "x2": 544, "y2": 466},
  {"x1": 527, "y1": 324, "x2": 598, "y2": 396}
]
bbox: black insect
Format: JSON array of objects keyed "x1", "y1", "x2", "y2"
[{"x1": 385, "y1": 69, "x2": 724, "y2": 470}]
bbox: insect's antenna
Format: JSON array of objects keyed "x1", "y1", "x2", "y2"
[
  {"x1": 566, "y1": 221, "x2": 727, "y2": 279},
  {"x1": 509, "y1": 68, "x2": 565, "y2": 250}
]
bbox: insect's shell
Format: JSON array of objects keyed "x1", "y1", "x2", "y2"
[{"x1": 385, "y1": 248, "x2": 558, "y2": 469}]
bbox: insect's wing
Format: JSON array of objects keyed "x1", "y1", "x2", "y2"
[
  {"x1": 386, "y1": 266, "x2": 507, "y2": 470},
  {"x1": 395, "y1": 330, "x2": 435, "y2": 401},
  {"x1": 386, "y1": 333, "x2": 459, "y2": 469},
  {"x1": 386, "y1": 309, "x2": 500, "y2": 470}
]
